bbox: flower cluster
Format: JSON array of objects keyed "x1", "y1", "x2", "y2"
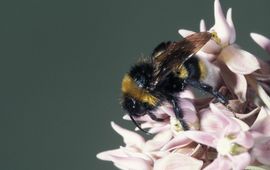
[{"x1": 97, "y1": 0, "x2": 270, "y2": 169}]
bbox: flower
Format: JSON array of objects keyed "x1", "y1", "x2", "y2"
[
  {"x1": 184, "y1": 104, "x2": 253, "y2": 170},
  {"x1": 179, "y1": 0, "x2": 260, "y2": 102},
  {"x1": 97, "y1": 122, "x2": 171, "y2": 170}
]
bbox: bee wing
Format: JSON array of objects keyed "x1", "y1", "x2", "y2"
[
  {"x1": 152, "y1": 32, "x2": 212, "y2": 85},
  {"x1": 151, "y1": 41, "x2": 172, "y2": 59}
]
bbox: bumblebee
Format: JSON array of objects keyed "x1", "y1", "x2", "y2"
[{"x1": 121, "y1": 32, "x2": 228, "y2": 133}]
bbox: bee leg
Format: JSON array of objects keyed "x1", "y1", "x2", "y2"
[
  {"x1": 184, "y1": 79, "x2": 228, "y2": 105},
  {"x1": 148, "y1": 112, "x2": 164, "y2": 122},
  {"x1": 168, "y1": 96, "x2": 189, "y2": 130}
]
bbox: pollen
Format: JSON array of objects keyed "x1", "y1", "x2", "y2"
[
  {"x1": 170, "y1": 117, "x2": 183, "y2": 133},
  {"x1": 211, "y1": 31, "x2": 222, "y2": 46},
  {"x1": 216, "y1": 136, "x2": 246, "y2": 156},
  {"x1": 178, "y1": 66, "x2": 189, "y2": 79}
]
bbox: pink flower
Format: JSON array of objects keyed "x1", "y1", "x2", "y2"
[
  {"x1": 184, "y1": 104, "x2": 253, "y2": 170},
  {"x1": 96, "y1": 122, "x2": 171, "y2": 170},
  {"x1": 179, "y1": 0, "x2": 260, "y2": 102}
]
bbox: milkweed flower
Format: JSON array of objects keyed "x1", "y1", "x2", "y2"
[
  {"x1": 179, "y1": 0, "x2": 260, "y2": 102},
  {"x1": 184, "y1": 104, "x2": 254, "y2": 170},
  {"x1": 96, "y1": 122, "x2": 171, "y2": 170},
  {"x1": 97, "y1": 0, "x2": 270, "y2": 169}
]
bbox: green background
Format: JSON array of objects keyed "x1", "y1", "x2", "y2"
[{"x1": 0, "y1": 0, "x2": 269, "y2": 169}]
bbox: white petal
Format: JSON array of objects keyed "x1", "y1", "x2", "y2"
[
  {"x1": 252, "y1": 137, "x2": 270, "y2": 165},
  {"x1": 184, "y1": 131, "x2": 216, "y2": 148},
  {"x1": 196, "y1": 50, "x2": 217, "y2": 61},
  {"x1": 226, "y1": 8, "x2": 236, "y2": 44},
  {"x1": 120, "y1": 146, "x2": 152, "y2": 162},
  {"x1": 219, "y1": 45, "x2": 260, "y2": 74},
  {"x1": 144, "y1": 130, "x2": 172, "y2": 151},
  {"x1": 111, "y1": 122, "x2": 145, "y2": 147},
  {"x1": 250, "y1": 33, "x2": 270, "y2": 53},
  {"x1": 257, "y1": 85, "x2": 270, "y2": 112},
  {"x1": 161, "y1": 132, "x2": 192, "y2": 151},
  {"x1": 179, "y1": 89, "x2": 195, "y2": 99},
  {"x1": 154, "y1": 153, "x2": 203, "y2": 170},
  {"x1": 204, "y1": 156, "x2": 232, "y2": 170},
  {"x1": 200, "y1": 40, "x2": 222, "y2": 54},
  {"x1": 200, "y1": 19, "x2": 207, "y2": 32},
  {"x1": 251, "y1": 107, "x2": 270, "y2": 136},
  {"x1": 97, "y1": 149, "x2": 127, "y2": 161},
  {"x1": 217, "y1": 61, "x2": 247, "y2": 102},
  {"x1": 211, "y1": 0, "x2": 231, "y2": 45},
  {"x1": 111, "y1": 156, "x2": 152, "y2": 170},
  {"x1": 231, "y1": 153, "x2": 251, "y2": 170},
  {"x1": 178, "y1": 29, "x2": 195, "y2": 37}
]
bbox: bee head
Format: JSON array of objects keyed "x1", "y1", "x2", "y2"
[
  {"x1": 122, "y1": 96, "x2": 150, "y2": 117},
  {"x1": 121, "y1": 62, "x2": 158, "y2": 117}
]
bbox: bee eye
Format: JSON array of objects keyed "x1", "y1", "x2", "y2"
[{"x1": 122, "y1": 97, "x2": 146, "y2": 116}]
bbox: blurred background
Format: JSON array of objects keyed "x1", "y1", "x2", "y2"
[{"x1": 0, "y1": 0, "x2": 270, "y2": 169}]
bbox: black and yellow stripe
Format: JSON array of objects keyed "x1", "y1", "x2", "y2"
[
  {"x1": 177, "y1": 57, "x2": 208, "y2": 81},
  {"x1": 121, "y1": 74, "x2": 158, "y2": 106}
]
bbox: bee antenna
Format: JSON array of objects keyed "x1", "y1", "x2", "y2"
[{"x1": 129, "y1": 114, "x2": 151, "y2": 135}]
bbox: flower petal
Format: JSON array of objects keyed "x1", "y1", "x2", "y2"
[
  {"x1": 148, "y1": 124, "x2": 170, "y2": 134},
  {"x1": 144, "y1": 130, "x2": 172, "y2": 151},
  {"x1": 97, "y1": 147, "x2": 153, "y2": 170},
  {"x1": 203, "y1": 156, "x2": 232, "y2": 170},
  {"x1": 250, "y1": 33, "x2": 270, "y2": 53},
  {"x1": 252, "y1": 137, "x2": 270, "y2": 165},
  {"x1": 154, "y1": 153, "x2": 203, "y2": 170},
  {"x1": 119, "y1": 146, "x2": 153, "y2": 162},
  {"x1": 161, "y1": 132, "x2": 192, "y2": 151},
  {"x1": 226, "y1": 8, "x2": 236, "y2": 44},
  {"x1": 159, "y1": 105, "x2": 175, "y2": 117},
  {"x1": 251, "y1": 107, "x2": 270, "y2": 136},
  {"x1": 234, "y1": 132, "x2": 254, "y2": 149},
  {"x1": 111, "y1": 156, "x2": 152, "y2": 170},
  {"x1": 219, "y1": 45, "x2": 260, "y2": 74},
  {"x1": 184, "y1": 131, "x2": 216, "y2": 148},
  {"x1": 218, "y1": 61, "x2": 247, "y2": 102},
  {"x1": 210, "y1": 0, "x2": 231, "y2": 45},
  {"x1": 180, "y1": 99, "x2": 198, "y2": 125},
  {"x1": 200, "y1": 105, "x2": 230, "y2": 133},
  {"x1": 111, "y1": 122, "x2": 145, "y2": 147},
  {"x1": 178, "y1": 29, "x2": 195, "y2": 37},
  {"x1": 231, "y1": 153, "x2": 251, "y2": 170},
  {"x1": 97, "y1": 149, "x2": 127, "y2": 161},
  {"x1": 196, "y1": 50, "x2": 217, "y2": 61},
  {"x1": 200, "y1": 19, "x2": 207, "y2": 32},
  {"x1": 258, "y1": 84, "x2": 270, "y2": 109},
  {"x1": 179, "y1": 89, "x2": 195, "y2": 99}
]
